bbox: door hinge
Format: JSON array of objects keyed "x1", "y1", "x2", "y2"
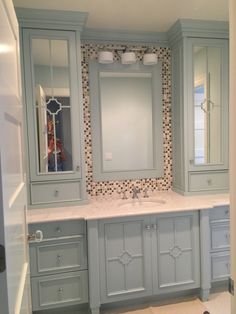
[
  {"x1": 229, "y1": 277, "x2": 234, "y2": 296},
  {"x1": 0, "y1": 245, "x2": 6, "y2": 273}
]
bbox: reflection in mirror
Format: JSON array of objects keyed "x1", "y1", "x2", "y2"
[
  {"x1": 193, "y1": 46, "x2": 222, "y2": 165},
  {"x1": 100, "y1": 72, "x2": 153, "y2": 172},
  {"x1": 32, "y1": 38, "x2": 72, "y2": 173}
]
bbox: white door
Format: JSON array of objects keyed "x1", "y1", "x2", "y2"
[
  {"x1": 230, "y1": 1, "x2": 236, "y2": 313},
  {"x1": 0, "y1": 1, "x2": 30, "y2": 314}
]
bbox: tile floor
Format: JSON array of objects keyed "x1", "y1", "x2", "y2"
[
  {"x1": 203, "y1": 292, "x2": 230, "y2": 314},
  {"x1": 102, "y1": 292, "x2": 231, "y2": 314}
]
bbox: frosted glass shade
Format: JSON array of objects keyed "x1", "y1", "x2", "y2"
[
  {"x1": 121, "y1": 51, "x2": 136, "y2": 64},
  {"x1": 143, "y1": 53, "x2": 158, "y2": 65},
  {"x1": 98, "y1": 51, "x2": 114, "y2": 64}
]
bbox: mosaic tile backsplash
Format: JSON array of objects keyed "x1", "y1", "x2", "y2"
[{"x1": 81, "y1": 43, "x2": 172, "y2": 196}]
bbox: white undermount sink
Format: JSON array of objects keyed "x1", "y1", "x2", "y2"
[{"x1": 118, "y1": 199, "x2": 165, "y2": 209}]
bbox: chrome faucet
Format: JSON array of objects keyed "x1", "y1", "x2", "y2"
[{"x1": 132, "y1": 187, "x2": 140, "y2": 199}]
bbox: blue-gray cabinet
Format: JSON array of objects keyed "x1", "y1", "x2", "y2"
[
  {"x1": 16, "y1": 9, "x2": 87, "y2": 207},
  {"x1": 152, "y1": 211, "x2": 200, "y2": 294},
  {"x1": 29, "y1": 220, "x2": 88, "y2": 311},
  {"x1": 209, "y1": 206, "x2": 230, "y2": 282},
  {"x1": 88, "y1": 211, "x2": 200, "y2": 314},
  {"x1": 169, "y1": 20, "x2": 229, "y2": 194},
  {"x1": 98, "y1": 216, "x2": 153, "y2": 303}
]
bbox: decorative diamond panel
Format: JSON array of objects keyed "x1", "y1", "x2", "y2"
[
  {"x1": 46, "y1": 98, "x2": 62, "y2": 115},
  {"x1": 169, "y1": 246, "x2": 182, "y2": 258},
  {"x1": 118, "y1": 251, "x2": 133, "y2": 266}
]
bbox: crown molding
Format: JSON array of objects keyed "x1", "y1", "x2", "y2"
[
  {"x1": 81, "y1": 28, "x2": 169, "y2": 46},
  {"x1": 15, "y1": 8, "x2": 88, "y2": 31},
  {"x1": 168, "y1": 19, "x2": 229, "y2": 46}
]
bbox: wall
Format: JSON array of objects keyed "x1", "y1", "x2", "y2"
[{"x1": 81, "y1": 43, "x2": 172, "y2": 196}]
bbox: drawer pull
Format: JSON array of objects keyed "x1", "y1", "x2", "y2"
[
  {"x1": 58, "y1": 287, "x2": 63, "y2": 300},
  {"x1": 145, "y1": 225, "x2": 151, "y2": 230},
  {"x1": 56, "y1": 227, "x2": 62, "y2": 233},
  {"x1": 226, "y1": 262, "x2": 231, "y2": 271},
  {"x1": 207, "y1": 178, "x2": 212, "y2": 186},
  {"x1": 225, "y1": 209, "x2": 229, "y2": 215},
  {"x1": 56, "y1": 254, "x2": 61, "y2": 265},
  {"x1": 54, "y1": 190, "x2": 59, "y2": 197},
  {"x1": 225, "y1": 233, "x2": 230, "y2": 241}
]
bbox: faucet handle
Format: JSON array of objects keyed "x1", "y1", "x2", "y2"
[
  {"x1": 117, "y1": 189, "x2": 128, "y2": 200},
  {"x1": 143, "y1": 187, "x2": 149, "y2": 198},
  {"x1": 132, "y1": 186, "x2": 141, "y2": 199}
]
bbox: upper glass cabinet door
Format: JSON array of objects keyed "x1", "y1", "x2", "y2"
[
  {"x1": 23, "y1": 29, "x2": 81, "y2": 181},
  {"x1": 33, "y1": 38, "x2": 72, "y2": 173},
  {"x1": 189, "y1": 39, "x2": 228, "y2": 170}
]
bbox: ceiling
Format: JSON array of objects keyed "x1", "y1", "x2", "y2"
[{"x1": 13, "y1": 0, "x2": 229, "y2": 33}]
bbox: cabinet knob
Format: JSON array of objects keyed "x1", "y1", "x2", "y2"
[
  {"x1": 225, "y1": 209, "x2": 229, "y2": 216},
  {"x1": 76, "y1": 165, "x2": 80, "y2": 172},
  {"x1": 54, "y1": 190, "x2": 59, "y2": 197},
  {"x1": 56, "y1": 227, "x2": 61, "y2": 233},
  {"x1": 56, "y1": 254, "x2": 61, "y2": 264},
  {"x1": 225, "y1": 233, "x2": 230, "y2": 241},
  {"x1": 207, "y1": 178, "x2": 212, "y2": 186}
]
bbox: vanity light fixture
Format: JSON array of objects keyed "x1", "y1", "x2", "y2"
[
  {"x1": 143, "y1": 52, "x2": 158, "y2": 65},
  {"x1": 121, "y1": 51, "x2": 136, "y2": 65},
  {"x1": 98, "y1": 50, "x2": 114, "y2": 64},
  {"x1": 97, "y1": 47, "x2": 157, "y2": 66}
]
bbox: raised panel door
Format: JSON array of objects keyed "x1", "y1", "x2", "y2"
[
  {"x1": 152, "y1": 211, "x2": 200, "y2": 294},
  {"x1": 98, "y1": 216, "x2": 152, "y2": 303}
]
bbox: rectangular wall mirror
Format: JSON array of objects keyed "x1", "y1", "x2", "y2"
[{"x1": 89, "y1": 60, "x2": 163, "y2": 181}]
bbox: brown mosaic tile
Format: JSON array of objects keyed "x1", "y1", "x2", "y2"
[{"x1": 81, "y1": 44, "x2": 172, "y2": 196}]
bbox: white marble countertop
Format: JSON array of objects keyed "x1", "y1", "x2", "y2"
[{"x1": 27, "y1": 190, "x2": 230, "y2": 224}]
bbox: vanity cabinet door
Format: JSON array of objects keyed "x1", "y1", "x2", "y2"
[
  {"x1": 23, "y1": 29, "x2": 82, "y2": 181},
  {"x1": 171, "y1": 25, "x2": 229, "y2": 195},
  {"x1": 19, "y1": 25, "x2": 86, "y2": 206},
  {"x1": 98, "y1": 216, "x2": 152, "y2": 303},
  {"x1": 188, "y1": 38, "x2": 228, "y2": 172},
  {"x1": 152, "y1": 211, "x2": 200, "y2": 294}
]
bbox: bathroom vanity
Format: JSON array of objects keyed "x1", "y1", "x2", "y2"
[
  {"x1": 27, "y1": 192, "x2": 230, "y2": 314},
  {"x1": 14, "y1": 7, "x2": 230, "y2": 314}
]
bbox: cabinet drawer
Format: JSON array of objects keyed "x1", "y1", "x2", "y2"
[
  {"x1": 31, "y1": 181, "x2": 82, "y2": 205},
  {"x1": 29, "y1": 220, "x2": 86, "y2": 240},
  {"x1": 31, "y1": 270, "x2": 88, "y2": 310},
  {"x1": 211, "y1": 252, "x2": 230, "y2": 281},
  {"x1": 30, "y1": 237, "x2": 87, "y2": 276},
  {"x1": 211, "y1": 223, "x2": 230, "y2": 251},
  {"x1": 209, "y1": 206, "x2": 230, "y2": 222},
  {"x1": 188, "y1": 171, "x2": 229, "y2": 192}
]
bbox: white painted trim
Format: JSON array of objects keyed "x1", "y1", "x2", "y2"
[
  {"x1": 43, "y1": 87, "x2": 70, "y2": 97},
  {"x1": 229, "y1": 0, "x2": 236, "y2": 312},
  {"x1": 9, "y1": 182, "x2": 24, "y2": 208},
  {"x1": 15, "y1": 262, "x2": 28, "y2": 314}
]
